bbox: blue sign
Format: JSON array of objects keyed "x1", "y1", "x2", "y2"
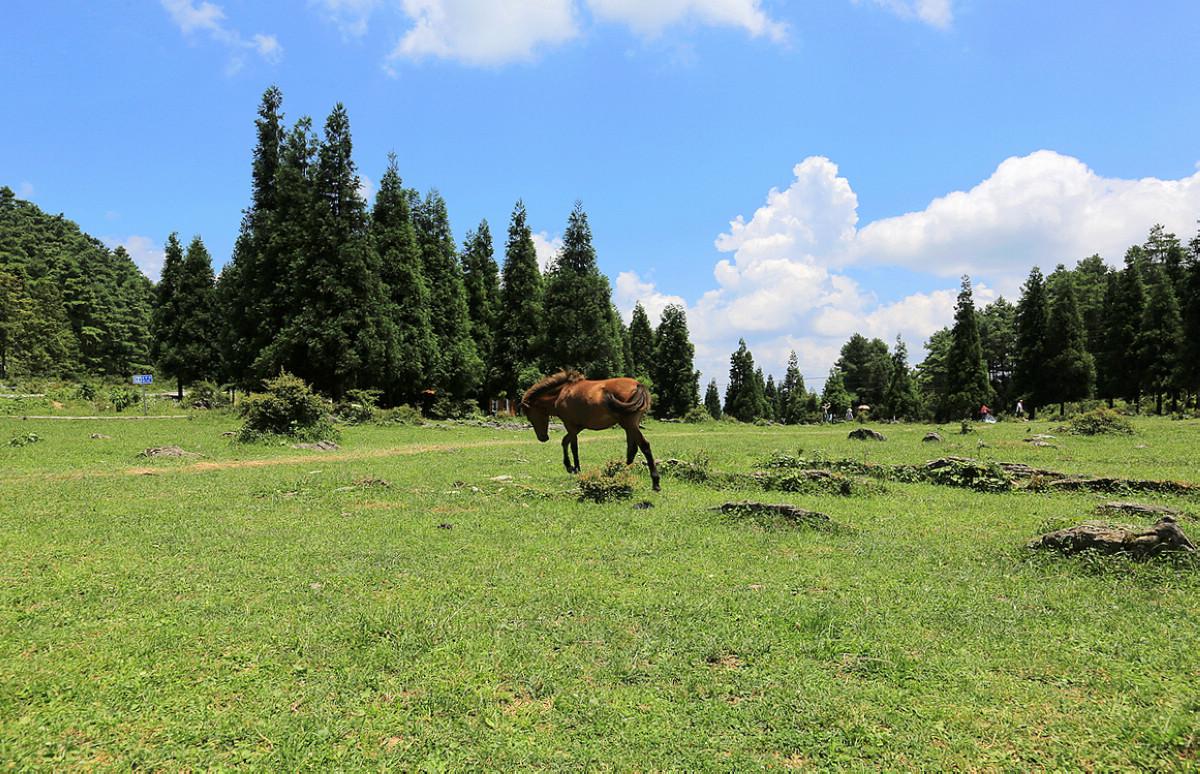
[{"x1": 132, "y1": 374, "x2": 153, "y2": 385}]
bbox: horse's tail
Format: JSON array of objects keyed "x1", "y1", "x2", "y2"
[{"x1": 606, "y1": 382, "x2": 651, "y2": 416}]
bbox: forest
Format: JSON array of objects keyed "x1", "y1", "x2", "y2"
[{"x1": 3, "y1": 87, "x2": 1199, "y2": 422}]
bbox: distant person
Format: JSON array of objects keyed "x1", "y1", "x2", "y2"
[
  {"x1": 822, "y1": 402, "x2": 832, "y2": 423},
  {"x1": 1015, "y1": 399, "x2": 1025, "y2": 418},
  {"x1": 845, "y1": 407, "x2": 853, "y2": 421},
  {"x1": 979, "y1": 404, "x2": 990, "y2": 420}
]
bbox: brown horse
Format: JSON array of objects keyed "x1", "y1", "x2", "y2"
[{"x1": 521, "y1": 370, "x2": 660, "y2": 491}]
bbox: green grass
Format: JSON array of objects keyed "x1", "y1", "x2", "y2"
[{"x1": 2, "y1": 412, "x2": 1199, "y2": 770}]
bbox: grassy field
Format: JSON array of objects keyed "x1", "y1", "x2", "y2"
[{"x1": 1, "y1": 409, "x2": 1198, "y2": 770}]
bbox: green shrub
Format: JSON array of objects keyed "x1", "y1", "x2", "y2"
[
  {"x1": 578, "y1": 461, "x2": 635, "y2": 503},
  {"x1": 377, "y1": 404, "x2": 423, "y2": 425},
  {"x1": 1065, "y1": 407, "x2": 1134, "y2": 436},
  {"x1": 237, "y1": 372, "x2": 336, "y2": 442},
  {"x1": 335, "y1": 389, "x2": 380, "y2": 424},
  {"x1": 108, "y1": 386, "x2": 139, "y2": 412},
  {"x1": 189, "y1": 380, "x2": 230, "y2": 410},
  {"x1": 682, "y1": 406, "x2": 712, "y2": 424},
  {"x1": 7, "y1": 432, "x2": 41, "y2": 447},
  {"x1": 75, "y1": 382, "x2": 97, "y2": 402}
]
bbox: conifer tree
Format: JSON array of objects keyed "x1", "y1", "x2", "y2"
[
  {"x1": 461, "y1": 219, "x2": 501, "y2": 392},
  {"x1": 153, "y1": 234, "x2": 220, "y2": 398},
  {"x1": 372, "y1": 152, "x2": 436, "y2": 403},
  {"x1": 1101, "y1": 251, "x2": 1147, "y2": 409},
  {"x1": 779, "y1": 351, "x2": 807, "y2": 424},
  {"x1": 1013, "y1": 267, "x2": 1050, "y2": 416},
  {"x1": 978, "y1": 297, "x2": 1016, "y2": 408},
  {"x1": 627, "y1": 302, "x2": 654, "y2": 380},
  {"x1": 542, "y1": 203, "x2": 622, "y2": 377},
  {"x1": 1180, "y1": 235, "x2": 1200, "y2": 399},
  {"x1": 1043, "y1": 269, "x2": 1095, "y2": 415},
  {"x1": 764, "y1": 374, "x2": 779, "y2": 422},
  {"x1": 821, "y1": 368, "x2": 852, "y2": 418},
  {"x1": 652, "y1": 303, "x2": 699, "y2": 418},
  {"x1": 836, "y1": 334, "x2": 891, "y2": 406},
  {"x1": 494, "y1": 201, "x2": 544, "y2": 396},
  {"x1": 723, "y1": 339, "x2": 764, "y2": 422},
  {"x1": 1138, "y1": 263, "x2": 1183, "y2": 414},
  {"x1": 270, "y1": 104, "x2": 397, "y2": 398},
  {"x1": 1071, "y1": 254, "x2": 1110, "y2": 365},
  {"x1": 219, "y1": 86, "x2": 285, "y2": 387},
  {"x1": 704, "y1": 378, "x2": 722, "y2": 419},
  {"x1": 881, "y1": 335, "x2": 921, "y2": 419},
  {"x1": 413, "y1": 189, "x2": 482, "y2": 401},
  {"x1": 942, "y1": 276, "x2": 992, "y2": 420}
]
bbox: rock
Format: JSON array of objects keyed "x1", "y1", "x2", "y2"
[
  {"x1": 712, "y1": 501, "x2": 832, "y2": 528},
  {"x1": 1028, "y1": 440, "x2": 1056, "y2": 448},
  {"x1": 922, "y1": 432, "x2": 943, "y2": 443},
  {"x1": 489, "y1": 475, "x2": 514, "y2": 482},
  {"x1": 437, "y1": 522, "x2": 453, "y2": 529},
  {"x1": 90, "y1": 433, "x2": 111, "y2": 440},
  {"x1": 632, "y1": 500, "x2": 654, "y2": 510},
  {"x1": 1029, "y1": 516, "x2": 1195, "y2": 559},
  {"x1": 140, "y1": 445, "x2": 196, "y2": 458},
  {"x1": 1094, "y1": 501, "x2": 1184, "y2": 519},
  {"x1": 848, "y1": 428, "x2": 886, "y2": 441},
  {"x1": 1041, "y1": 477, "x2": 1198, "y2": 496},
  {"x1": 221, "y1": 431, "x2": 236, "y2": 437},
  {"x1": 292, "y1": 440, "x2": 340, "y2": 451}
]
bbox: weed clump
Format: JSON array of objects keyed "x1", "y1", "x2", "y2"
[
  {"x1": 1063, "y1": 407, "x2": 1134, "y2": 436},
  {"x1": 335, "y1": 389, "x2": 380, "y2": 424},
  {"x1": 8, "y1": 432, "x2": 41, "y2": 447},
  {"x1": 237, "y1": 372, "x2": 337, "y2": 443},
  {"x1": 922, "y1": 457, "x2": 1013, "y2": 492},
  {"x1": 377, "y1": 404, "x2": 423, "y2": 425},
  {"x1": 578, "y1": 461, "x2": 635, "y2": 503},
  {"x1": 189, "y1": 380, "x2": 230, "y2": 409}
]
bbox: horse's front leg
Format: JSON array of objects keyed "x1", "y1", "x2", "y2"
[{"x1": 561, "y1": 433, "x2": 574, "y2": 474}]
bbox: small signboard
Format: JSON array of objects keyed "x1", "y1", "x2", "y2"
[{"x1": 132, "y1": 374, "x2": 153, "y2": 386}]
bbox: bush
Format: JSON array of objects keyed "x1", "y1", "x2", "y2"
[
  {"x1": 682, "y1": 406, "x2": 712, "y2": 424},
  {"x1": 108, "y1": 386, "x2": 139, "y2": 412},
  {"x1": 189, "y1": 380, "x2": 230, "y2": 410},
  {"x1": 578, "y1": 462, "x2": 635, "y2": 503},
  {"x1": 1064, "y1": 407, "x2": 1134, "y2": 436},
  {"x1": 7, "y1": 432, "x2": 41, "y2": 447},
  {"x1": 377, "y1": 404, "x2": 423, "y2": 425},
  {"x1": 237, "y1": 372, "x2": 336, "y2": 442},
  {"x1": 335, "y1": 389, "x2": 380, "y2": 424}
]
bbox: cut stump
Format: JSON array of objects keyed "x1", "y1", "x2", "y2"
[{"x1": 1029, "y1": 516, "x2": 1195, "y2": 559}]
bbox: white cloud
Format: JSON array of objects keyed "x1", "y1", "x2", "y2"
[
  {"x1": 357, "y1": 173, "x2": 375, "y2": 203},
  {"x1": 868, "y1": 0, "x2": 953, "y2": 28},
  {"x1": 389, "y1": 0, "x2": 579, "y2": 66},
  {"x1": 17, "y1": 181, "x2": 34, "y2": 198},
  {"x1": 853, "y1": 150, "x2": 1200, "y2": 282},
  {"x1": 614, "y1": 270, "x2": 686, "y2": 323},
  {"x1": 532, "y1": 230, "x2": 563, "y2": 272},
  {"x1": 376, "y1": 0, "x2": 784, "y2": 67},
  {"x1": 162, "y1": 0, "x2": 283, "y2": 69},
  {"x1": 586, "y1": 0, "x2": 786, "y2": 41},
  {"x1": 618, "y1": 150, "x2": 1200, "y2": 388},
  {"x1": 104, "y1": 236, "x2": 165, "y2": 282},
  {"x1": 312, "y1": 0, "x2": 380, "y2": 37}
]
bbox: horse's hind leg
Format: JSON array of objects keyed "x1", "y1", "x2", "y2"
[
  {"x1": 625, "y1": 430, "x2": 638, "y2": 465},
  {"x1": 570, "y1": 433, "x2": 581, "y2": 473},
  {"x1": 636, "y1": 428, "x2": 660, "y2": 491}
]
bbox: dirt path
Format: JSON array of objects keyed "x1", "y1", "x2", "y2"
[{"x1": 5, "y1": 429, "x2": 762, "y2": 484}]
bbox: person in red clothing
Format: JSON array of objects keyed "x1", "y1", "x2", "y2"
[{"x1": 979, "y1": 404, "x2": 990, "y2": 419}]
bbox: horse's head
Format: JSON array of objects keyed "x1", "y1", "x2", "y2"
[{"x1": 524, "y1": 400, "x2": 551, "y2": 442}]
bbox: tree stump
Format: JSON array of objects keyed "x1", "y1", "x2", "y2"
[
  {"x1": 848, "y1": 428, "x2": 886, "y2": 441},
  {"x1": 922, "y1": 432, "x2": 943, "y2": 443}
]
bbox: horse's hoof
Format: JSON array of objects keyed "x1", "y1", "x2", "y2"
[{"x1": 652, "y1": 481, "x2": 661, "y2": 492}]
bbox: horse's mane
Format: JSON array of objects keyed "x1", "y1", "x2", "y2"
[{"x1": 522, "y1": 370, "x2": 585, "y2": 406}]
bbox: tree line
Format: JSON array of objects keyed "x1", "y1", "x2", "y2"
[
  {"x1": 717, "y1": 223, "x2": 1200, "y2": 423},
  {"x1": 1, "y1": 87, "x2": 702, "y2": 418}
]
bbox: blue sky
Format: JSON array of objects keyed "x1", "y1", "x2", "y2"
[{"x1": 3, "y1": 1, "x2": 1199, "y2": 384}]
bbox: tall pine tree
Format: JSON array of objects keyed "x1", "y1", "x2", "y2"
[
  {"x1": 153, "y1": 234, "x2": 220, "y2": 398},
  {"x1": 541, "y1": 203, "x2": 622, "y2": 377},
  {"x1": 413, "y1": 189, "x2": 482, "y2": 401},
  {"x1": 652, "y1": 303, "x2": 698, "y2": 418},
  {"x1": 372, "y1": 152, "x2": 436, "y2": 403},
  {"x1": 461, "y1": 219, "x2": 501, "y2": 394},
  {"x1": 779, "y1": 351, "x2": 807, "y2": 424},
  {"x1": 723, "y1": 339, "x2": 765, "y2": 422},
  {"x1": 881, "y1": 336, "x2": 921, "y2": 420},
  {"x1": 1013, "y1": 266, "x2": 1050, "y2": 416},
  {"x1": 1138, "y1": 262, "x2": 1183, "y2": 414},
  {"x1": 494, "y1": 201, "x2": 544, "y2": 396},
  {"x1": 627, "y1": 301, "x2": 654, "y2": 380},
  {"x1": 704, "y1": 378, "x2": 722, "y2": 419},
  {"x1": 942, "y1": 276, "x2": 992, "y2": 420},
  {"x1": 1043, "y1": 268, "x2": 1095, "y2": 415}
]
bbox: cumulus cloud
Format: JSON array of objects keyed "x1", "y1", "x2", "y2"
[
  {"x1": 312, "y1": 0, "x2": 380, "y2": 37},
  {"x1": 17, "y1": 181, "x2": 34, "y2": 199},
  {"x1": 614, "y1": 270, "x2": 687, "y2": 323},
  {"x1": 105, "y1": 236, "x2": 165, "y2": 282},
  {"x1": 161, "y1": 0, "x2": 283, "y2": 70},
  {"x1": 388, "y1": 0, "x2": 579, "y2": 66},
  {"x1": 586, "y1": 0, "x2": 786, "y2": 41},
  {"x1": 532, "y1": 230, "x2": 563, "y2": 272},
  {"x1": 357, "y1": 173, "x2": 376, "y2": 204},
  {"x1": 868, "y1": 0, "x2": 953, "y2": 28},
  {"x1": 374, "y1": 0, "x2": 784, "y2": 67},
  {"x1": 617, "y1": 151, "x2": 1200, "y2": 387}
]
